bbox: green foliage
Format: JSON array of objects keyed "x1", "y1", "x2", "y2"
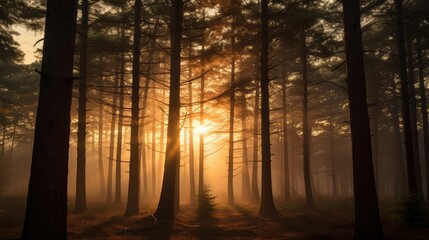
[{"x1": 197, "y1": 185, "x2": 217, "y2": 220}]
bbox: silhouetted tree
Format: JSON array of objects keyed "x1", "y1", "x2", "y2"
[
  {"x1": 154, "y1": 0, "x2": 183, "y2": 220},
  {"x1": 341, "y1": 0, "x2": 384, "y2": 238},
  {"x1": 22, "y1": 0, "x2": 78, "y2": 238}
]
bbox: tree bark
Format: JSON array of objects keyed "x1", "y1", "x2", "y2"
[
  {"x1": 228, "y1": 33, "x2": 236, "y2": 206},
  {"x1": 75, "y1": 0, "x2": 89, "y2": 213},
  {"x1": 98, "y1": 104, "x2": 106, "y2": 197},
  {"x1": 107, "y1": 71, "x2": 118, "y2": 202},
  {"x1": 188, "y1": 44, "x2": 196, "y2": 205},
  {"x1": 341, "y1": 0, "x2": 384, "y2": 238},
  {"x1": 259, "y1": 0, "x2": 277, "y2": 217},
  {"x1": 251, "y1": 80, "x2": 260, "y2": 204},
  {"x1": 301, "y1": 31, "x2": 314, "y2": 208},
  {"x1": 281, "y1": 76, "x2": 290, "y2": 201},
  {"x1": 125, "y1": 0, "x2": 142, "y2": 217},
  {"x1": 241, "y1": 86, "x2": 251, "y2": 202},
  {"x1": 394, "y1": 0, "x2": 419, "y2": 197},
  {"x1": 21, "y1": 0, "x2": 77, "y2": 238},
  {"x1": 416, "y1": 30, "x2": 429, "y2": 201},
  {"x1": 154, "y1": 0, "x2": 183, "y2": 220},
  {"x1": 406, "y1": 39, "x2": 424, "y2": 195}
]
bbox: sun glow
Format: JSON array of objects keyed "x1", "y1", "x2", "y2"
[{"x1": 196, "y1": 125, "x2": 207, "y2": 135}]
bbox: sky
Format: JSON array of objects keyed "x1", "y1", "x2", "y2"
[{"x1": 14, "y1": 25, "x2": 43, "y2": 64}]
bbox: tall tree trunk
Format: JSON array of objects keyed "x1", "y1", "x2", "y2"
[
  {"x1": 341, "y1": 0, "x2": 384, "y2": 238},
  {"x1": 329, "y1": 120, "x2": 337, "y2": 197},
  {"x1": 151, "y1": 91, "x2": 157, "y2": 199},
  {"x1": 98, "y1": 104, "x2": 106, "y2": 197},
  {"x1": 407, "y1": 40, "x2": 424, "y2": 195},
  {"x1": 301, "y1": 31, "x2": 314, "y2": 208},
  {"x1": 107, "y1": 71, "x2": 119, "y2": 202},
  {"x1": 75, "y1": 0, "x2": 89, "y2": 213},
  {"x1": 282, "y1": 76, "x2": 290, "y2": 202},
  {"x1": 21, "y1": 1, "x2": 77, "y2": 238},
  {"x1": 241, "y1": 87, "x2": 251, "y2": 202},
  {"x1": 154, "y1": 0, "x2": 183, "y2": 220},
  {"x1": 158, "y1": 89, "x2": 166, "y2": 196},
  {"x1": 198, "y1": 44, "x2": 205, "y2": 194},
  {"x1": 188, "y1": 45, "x2": 196, "y2": 205},
  {"x1": 115, "y1": 37, "x2": 125, "y2": 204},
  {"x1": 125, "y1": 0, "x2": 142, "y2": 216},
  {"x1": 416, "y1": 30, "x2": 429, "y2": 201},
  {"x1": 0, "y1": 125, "x2": 5, "y2": 164},
  {"x1": 259, "y1": 0, "x2": 277, "y2": 217},
  {"x1": 394, "y1": 0, "x2": 419, "y2": 197},
  {"x1": 251, "y1": 80, "x2": 260, "y2": 203},
  {"x1": 228, "y1": 33, "x2": 236, "y2": 206},
  {"x1": 391, "y1": 97, "x2": 407, "y2": 199}
]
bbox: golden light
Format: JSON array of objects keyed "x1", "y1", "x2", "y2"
[{"x1": 196, "y1": 125, "x2": 207, "y2": 135}]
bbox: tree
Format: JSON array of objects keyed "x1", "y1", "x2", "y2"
[
  {"x1": 154, "y1": 0, "x2": 183, "y2": 220},
  {"x1": 125, "y1": 0, "x2": 142, "y2": 217},
  {"x1": 259, "y1": 0, "x2": 278, "y2": 218},
  {"x1": 21, "y1": 0, "x2": 78, "y2": 238},
  {"x1": 75, "y1": 0, "x2": 89, "y2": 213},
  {"x1": 341, "y1": 0, "x2": 384, "y2": 238}
]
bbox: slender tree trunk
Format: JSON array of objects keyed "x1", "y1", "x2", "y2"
[
  {"x1": 98, "y1": 104, "x2": 106, "y2": 197},
  {"x1": 241, "y1": 87, "x2": 251, "y2": 202},
  {"x1": 151, "y1": 92, "x2": 157, "y2": 199},
  {"x1": 154, "y1": 0, "x2": 183, "y2": 220},
  {"x1": 394, "y1": 0, "x2": 419, "y2": 197},
  {"x1": 391, "y1": 97, "x2": 407, "y2": 199},
  {"x1": 329, "y1": 120, "x2": 337, "y2": 197},
  {"x1": 198, "y1": 45, "x2": 205, "y2": 194},
  {"x1": 1, "y1": 125, "x2": 5, "y2": 164},
  {"x1": 282, "y1": 76, "x2": 290, "y2": 201},
  {"x1": 251, "y1": 80, "x2": 260, "y2": 204},
  {"x1": 107, "y1": 71, "x2": 119, "y2": 202},
  {"x1": 301, "y1": 31, "x2": 314, "y2": 208},
  {"x1": 75, "y1": 0, "x2": 89, "y2": 213},
  {"x1": 228, "y1": 33, "x2": 236, "y2": 206},
  {"x1": 21, "y1": 1, "x2": 77, "y2": 238},
  {"x1": 158, "y1": 89, "x2": 165, "y2": 196},
  {"x1": 416, "y1": 31, "x2": 429, "y2": 201},
  {"x1": 407, "y1": 40, "x2": 424, "y2": 195},
  {"x1": 125, "y1": 0, "x2": 142, "y2": 216},
  {"x1": 115, "y1": 38, "x2": 125, "y2": 204},
  {"x1": 341, "y1": 0, "x2": 384, "y2": 238},
  {"x1": 188, "y1": 45, "x2": 196, "y2": 205},
  {"x1": 259, "y1": 0, "x2": 277, "y2": 217}
]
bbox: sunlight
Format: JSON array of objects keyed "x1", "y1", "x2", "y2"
[{"x1": 196, "y1": 125, "x2": 207, "y2": 135}]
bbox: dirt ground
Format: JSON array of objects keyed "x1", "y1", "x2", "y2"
[{"x1": 1, "y1": 196, "x2": 428, "y2": 240}]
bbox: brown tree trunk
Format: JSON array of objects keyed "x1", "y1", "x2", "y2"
[
  {"x1": 115, "y1": 38, "x2": 125, "y2": 204},
  {"x1": 394, "y1": 0, "x2": 419, "y2": 197},
  {"x1": 98, "y1": 104, "x2": 106, "y2": 197},
  {"x1": 251, "y1": 80, "x2": 260, "y2": 204},
  {"x1": 416, "y1": 31, "x2": 429, "y2": 201},
  {"x1": 301, "y1": 31, "x2": 314, "y2": 208},
  {"x1": 241, "y1": 86, "x2": 251, "y2": 202},
  {"x1": 154, "y1": 0, "x2": 183, "y2": 220},
  {"x1": 125, "y1": 0, "x2": 142, "y2": 216},
  {"x1": 281, "y1": 76, "x2": 290, "y2": 201},
  {"x1": 75, "y1": 0, "x2": 89, "y2": 213},
  {"x1": 341, "y1": 0, "x2": 384, "y2": 238},
  {"x1": 106, "y1": 71, "x2": 119, "y2": 202},
  {"x1": 188, "y1": 45, "x2": 196, "y2": 205},
  {"x1": 21, "y1": 0, "x2": 77, "y2": 238},
  {"x1": 406, "y1": 40, "x2": 424, "y2": 195},
  {"x1": 228, "y1": 33, "x2": 236, "y2": 206},
  {"x1": 259, "y1": 0, "x2": 277, "y2": 217}
]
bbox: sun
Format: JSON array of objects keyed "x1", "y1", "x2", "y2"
[{"x1": 196, "y1": 125, "x2": 207, "y2": 135}]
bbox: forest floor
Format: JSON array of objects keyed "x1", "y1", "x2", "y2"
[{"x1": 1, "y1": 196, "x2": 429, "y2": 240}]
